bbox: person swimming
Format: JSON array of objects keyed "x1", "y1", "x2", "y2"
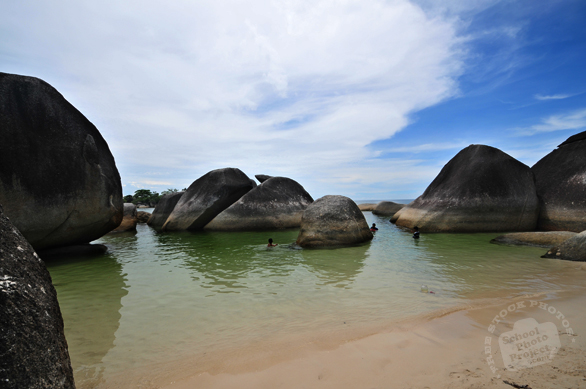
[
  {"x1": 267, "y1": 238, "x2": 278, "y2": 247},
  {"x1": 370, "y1": 223, "x2": 378, "y2": 232},
  {"x1": 412, "y1": 226, "x2": 420, "y2": 239}
]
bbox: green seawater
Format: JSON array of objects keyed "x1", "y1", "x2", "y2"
[{"x1": 45, "y1": 212, "x2": 583, "y2": 387}]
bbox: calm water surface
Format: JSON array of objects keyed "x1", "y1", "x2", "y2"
[{"x1": 45, "y1": 210, "x2": 583, "y2": 387}]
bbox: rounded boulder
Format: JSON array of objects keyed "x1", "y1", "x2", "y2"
[
  {"x1": 532, "y1": 131, "x2": 586, "y2": 232},
  {"x1": 296, "y1": 195, "x2": 373, "y2": 248},
  {"x1": 147, "y1": 191, "x2": 184, "y2": 229},
  {"x1": 0, "y1": 72, "x2": 123, "y2": 250},
  {"x1": 393, "y1": 145, "x2": 539, "y2": 232},
  {"x1": 162, "y1": 168, "x2": 254, "y2": 231},
  {"x1": 204, "y1": 176, "x2": 313, "y2": 231},
  {"x1": 372, "y1": 201, "x2": 405, "y2": 216}
]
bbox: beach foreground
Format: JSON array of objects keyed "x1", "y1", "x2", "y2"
[{"x1": 158, "y1": 286, "x2": 586, "y2": 389}]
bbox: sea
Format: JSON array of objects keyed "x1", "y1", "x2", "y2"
[{"x1": 44, "y1": 202, "x2": 585, "y2": 388}]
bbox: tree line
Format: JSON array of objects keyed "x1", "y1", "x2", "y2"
[{"x1": 123, "y1": 188, "x2": 185, "y2": 207}]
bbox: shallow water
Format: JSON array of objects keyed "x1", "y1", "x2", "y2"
[{"x1": 45, "y1": 211, "x2": 583, "y2": 387}]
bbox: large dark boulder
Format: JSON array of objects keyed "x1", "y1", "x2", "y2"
[
  {"x1": 110, "y1": 203, "x2": 137, "y2": 232},
  {"x1": 204, "y1": 176, "x2": 313, "y2": 231},
  {"x1": 162, "y1": 168, "x2": 254, "y2": 231},
  {"x1": 542, "y1": 230, "x2": 586, "y2": 261},
  {"x1": 372, "y1": 201, "x2": 405, "y2": 216},
  {"x1": 0, "y1": 205, "x2": 75, "y2": 388},
  {"x1": 393, "y1": 145, "x2": 539, "y2": 232},
  {"x1": 532, "y1": 131, "x2": 586, "y2": 232},
  {"x1": 0, "y1": 72, "x2": 123, "y2": 250},
  {"x1": 147, "y1": 191, "x2": 184, "y2": 228},
  {"x1": 296, "y1": 195, "x2": 373, "y2": 248}
]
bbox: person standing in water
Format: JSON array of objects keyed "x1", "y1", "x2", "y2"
[
  {"x1": 370, "y1": 223, "x2": 378, "y2": 232},
  {"x1": 267, "y1": 238, "x2": 278, "y2": 247},
  {"x1": 412, "y1": 226, "x2": 420, "y2": 239}
]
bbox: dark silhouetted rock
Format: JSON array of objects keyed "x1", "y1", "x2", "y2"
[
  {"x1": 491, "y1": 231, "x2": 576, "y2": 248},
  {"x1": 296, "y1": 195, "x2": 373, "y2": 248},
  {"x1": 541, "y1": 230, "x2": 586, "y2": 261},
  {"x1": 372, "y1": 201, "x2": 405, "y2": 216},
  {"x1": 147, "y1": 192, "x2": 184, "y2": 229},
  {"x1": 532, "y1": 131, "x2": 586, "y2": 232},
  {"x1": 137, "y1": 211, "x2": 151, "y2": 223},
  {"x1": 110, "y1": 203, "x2": 137, "y2": 232},
  {"x1": 0, "y1": 205, "x2": 75, "y2": 388},
  {"x1": 163, "y1": 168, "x2": 254, "y2": 231},
  {"x1": 358, "y1": 203, "x2": 377, "y2": 211},
  {"x1": 255, "y1": 174, "x2": 272, "y2": 183},
  {"x1": 393, "y1": 145, "x2": 539, "y2": 232},
  {"x1": 0, "y1": 72, "x2": 123, "y2": 250},
  {"x1": 205, "y1": 177, "x2": 313, "y2": 231},
  {"x1": 37, "y1": 244, "x2": 108, "y2": 260}
]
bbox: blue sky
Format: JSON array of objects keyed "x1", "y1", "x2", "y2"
[{"x1": 2, "y1": 0, "x2": 585, "y2": 200}]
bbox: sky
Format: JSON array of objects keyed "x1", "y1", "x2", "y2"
[{"x1": 2, "y1": 0, "x2": 585, "y2": 200}]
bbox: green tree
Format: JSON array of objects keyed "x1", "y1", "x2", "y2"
[
  {"x1": 161, "y1": 188, "x2": 179, "y2": 195},
  {"x1": 123, "y1": 194, "x2": 133, "y2": 203}
]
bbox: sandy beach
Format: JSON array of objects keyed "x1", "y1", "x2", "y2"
[{"x1": 157, "y1": 279, "x2": 586, "y2": 389}]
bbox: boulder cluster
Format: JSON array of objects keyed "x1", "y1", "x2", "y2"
[{"x1": 391, "y1": 137, "x2": 586, "y2": 235}]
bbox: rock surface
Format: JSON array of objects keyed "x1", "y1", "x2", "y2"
[
  {"x1": 136, "y1": 211, "x2": 151, "y2": 223},
  {"x1": 163, "y1": 168, "x2": 254, "y2": 231},
  {"x1": 491, "y1": 231, "x2": 576, "y2": 248},
  {"x1": 0, "y1": 205, "x2": 75, "y2": 388},
  {"x1": 372, "y1": 201, "x2": 405, "y2": 216},
  {"x1": 358, "y1": 203, "x2": 377, "y2": 211},
  {"x1": 0, "y1": 72, "x2": 123, "y2": 250},
  {"x1": 111, "y1": 203, "x2": 137, "y2": 232},
  {"x1": 393, "y1": 145, "x2": 539, "y2": 232},
  {"x1": 532, "y1": 131, "x2": 586, "y2": 232},
  {"x1": 542, "y1": 230, "x2": 586, "y2": 261},
  {"x1": 205, "y1": 177, "x2": 313, "y2": 231},
  {"x1": 296, "y1": 195, "x2": 373, "y2": 248},
  {"x1": 255, "y1": 174, "x2": 272, "y2": 183},
  {"x1": 147, "y1": 192, "x2": 184, "y2": 229}
]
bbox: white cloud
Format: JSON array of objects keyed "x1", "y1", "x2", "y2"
[
  {"x1": 1, "y1": 0, "x2": 467, "y2": 198},
  {"x1": 519, "y1": 108, "x2": 586, "y2": 135},
  {"x1": 384, "y1": 142, "x2": 469, "y2": 153},
  {"x1": 534, "y1": 94, "x2": 573, "y2": 101}
]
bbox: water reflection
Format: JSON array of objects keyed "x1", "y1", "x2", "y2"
[
  {"x1": 150, "y1": 229, "x2": 368, "y2": 293},
  {"x1": 46, "y1": 253, "x2": 128, "y2": 387}
]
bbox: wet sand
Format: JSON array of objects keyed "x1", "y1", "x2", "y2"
[{"x1": 160, "y1": 281, "x2": 586, "y2": 388}]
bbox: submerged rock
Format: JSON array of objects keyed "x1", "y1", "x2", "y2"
[
  {"x1": 205, "y1": 176, "x2": 313, "y2": 231},
  {"x1": 542, "y1": 230, "x2": 586, "y2": 262},
  {"x1": 393, "y1": 145, "x2": 539, "y2": 232},
  {"x1": 0, "y1": 72, "x2": 123, "y2": 250},
  {"x1": 372, "y1": 201, "x2": 405, "y2": 216},
  {"x1": 111, "y1": 203, "x2": 138, "y2": 232},
  {"x1": 163, "y1": 168, "x2": 254, "y2": 231},
  {"x1": 147, "y1": 191, "x2": 184, "y2": 229},
  {"x1": 532, "y1": 131, "x2": 586, "y2": 232},
  {"x1": 0, "y1": 205, "x2": 75, "y2": 388},
  {"x1": 296, "y1": 195, "x2": 373, "y2": 248},
  {"x1": 491, "y1": 231, "x2": 576, "y2": 248}
]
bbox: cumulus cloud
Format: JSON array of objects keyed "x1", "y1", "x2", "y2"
[{"x1": 1, "y1": 0, "x2": 466, "y2": 197}]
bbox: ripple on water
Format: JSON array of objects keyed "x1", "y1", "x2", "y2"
[{"x1": 45, "y1": 214, "x2": 584, "y2": 387}]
